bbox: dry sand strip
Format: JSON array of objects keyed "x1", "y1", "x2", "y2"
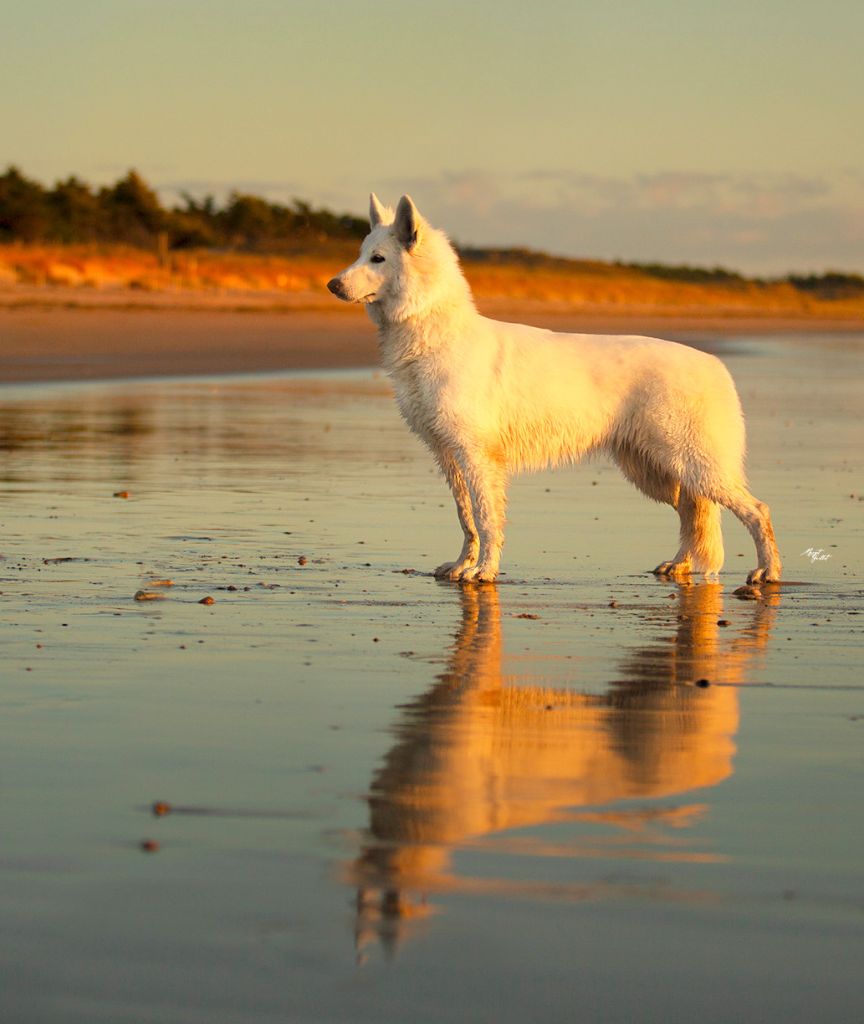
[
  {"x1": 1, "y1": 300, "x2": 862, "y2": 384},
  {"x1": 0, "y1": 307, "x2": 379, "y2": 383}
]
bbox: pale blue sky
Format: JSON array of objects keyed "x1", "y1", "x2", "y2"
[{"x1": 3, "y1": 0, "x2": 863, "y2": 272}]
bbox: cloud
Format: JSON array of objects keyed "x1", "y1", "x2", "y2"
[{"x1": 364, "y1": 169, "x2": 864, "y2": 274}]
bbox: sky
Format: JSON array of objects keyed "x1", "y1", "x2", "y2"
[{"x1": 3, "y1": 0, "x2": 863, "y2": 274}]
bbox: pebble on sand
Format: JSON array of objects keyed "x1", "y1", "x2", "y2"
[
  {"x1": 140, "y1": 839, "x2": 160, "y2": 852},
  {"x1": 134, "y1": 590, "x2": 165, "y2": 601},
  {"x1": 199, "y1": 596, "x2": 215, "y2": 605},
  {"x1": 113, "y1": 491, "x2": 130, "y2": 499}
]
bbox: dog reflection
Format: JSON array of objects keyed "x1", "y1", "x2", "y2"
[{"x1": 352, "y1": 583, "x2": 778, "y2": 954}]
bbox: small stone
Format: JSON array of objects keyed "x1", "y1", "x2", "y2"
[
  {"x1": 152, "y1": 801, "x2": 172, "y2": 816},
  {"x1": 199, "y1": 596, "x2": 215, "y2": 605},
  {"x1": 134, "y1": 590, "x2": 165, "y2": 601},
  {"x1": 608, "y1": 600, "x2": 618, "y2": 608},
  {"x1": 113, "y1": 491, "x2": 130, "y2": 499},
  {"x1": 297, "y1": 556, "x2": 308, "y2": 566},
  {"x1": 733, "y1": 585, "x2": 761, "y2": 600},
  {"x1": 140, "y1": 839, "x2": 160, "y2": 852},
  {"x1": 717, "y1": 619, "x2": 731, "y2": 626},
  {"x1": 695, "y1": 678, "x2": 711, "y2": 688},
  {"x1": 516, "y1": 613, "x2": 540, "y2": 619}
]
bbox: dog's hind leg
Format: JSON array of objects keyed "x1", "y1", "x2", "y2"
[
  {"x1": 450, "y1": 450, "x2": 507, "y2": 584},
  {"x1": 434, "y1": 453, "x2": 480, "y2": 579},
  {"x1": 716, "y1": 487, "x2": 782, "y2": 583},
  {"x1": 610, "y1": 444, "x2": 694, "y2": 578},
  {"x1": 653, "y1": 487, "x2": 693, "y2": 578},
  {"x1": 655, "y1": 491, "x2": 724, "y2": 578},
  {"x1": 687, "y1": 495, "x2": 724, "y2": 576}
]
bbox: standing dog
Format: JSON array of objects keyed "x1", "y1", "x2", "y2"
[{"x1": 328, "y1": 195, "x2": 781, "y2": 585}]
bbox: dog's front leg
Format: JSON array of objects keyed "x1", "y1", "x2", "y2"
[
  {"x1": 434, "y1": 453, "x2": 480, "y2": 579},
  {"x1": 451, "y1": 451, "x2": 507, "y2": 584}
]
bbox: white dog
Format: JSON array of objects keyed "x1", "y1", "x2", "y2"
[{"x1": 328, "y1": 195, "x2": 781, "y2": 585}]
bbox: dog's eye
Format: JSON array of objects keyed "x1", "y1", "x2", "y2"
[{"x1": 370, "y1": 254, "x2": 386, "y2": 263}]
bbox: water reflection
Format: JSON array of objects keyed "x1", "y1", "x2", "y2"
[
  {"x1": 0, "y1": 377, "x2": 400, "y2": 486},
  {"x1": 351, "y1": 583, "x2": 779, "y2": 954}
]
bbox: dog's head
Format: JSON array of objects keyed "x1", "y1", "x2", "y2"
[{"x1": 327, "y1": 195, "x2": 471, "y2": 322}]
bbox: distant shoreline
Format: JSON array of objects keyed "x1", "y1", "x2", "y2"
[
  {"x1": 2, "y1": 295, "x2": 862, "y2": 386},
  {"x1": 3, "y1": 283, "x2": 864, "y2": 325}
]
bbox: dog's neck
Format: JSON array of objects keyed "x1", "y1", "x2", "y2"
[
  {"x1": 369, "y1": 295, "x2": 477, "y2": 372},
  {"x1": 369, "y1": 290, "x2": 476, "y2": 350},
  {"x1": 367, "y1": 262, "x2": 476, "y2": 328}
]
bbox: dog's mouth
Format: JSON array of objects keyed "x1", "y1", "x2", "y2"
[{"x1": 327, "y1": 278, "x2": 378, "y2": 304}]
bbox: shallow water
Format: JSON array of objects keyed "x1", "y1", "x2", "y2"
[{"x1": 1, "y1": 334, "x2": 862, "y2": 1023}]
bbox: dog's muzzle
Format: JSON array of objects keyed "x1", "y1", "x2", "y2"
[{"x1": 327, "y1": 277, "x2": 348, "y2": 300}]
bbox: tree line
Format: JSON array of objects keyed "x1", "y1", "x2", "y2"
[{"x1": 0, "y1": 166, "x2": 368, "y2": 250}]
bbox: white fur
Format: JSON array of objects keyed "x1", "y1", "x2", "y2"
[{"x1": 327, "y1": 195, "x2": 782, "y2": 585}]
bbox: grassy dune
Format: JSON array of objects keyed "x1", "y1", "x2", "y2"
[
  {"x1": 0, "y1": 243, "x2": 347, "y2": 296},
  {"x1": 2, "y1": 242, "x2": 863, "y2": 322}
]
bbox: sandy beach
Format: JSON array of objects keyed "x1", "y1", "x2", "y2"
[
  {"x1": 1, "y1": 324, "x2": 862, "y2": 1022},
  {"x1": 2, "y1": 291, "x2": 863, "y2": 384}
]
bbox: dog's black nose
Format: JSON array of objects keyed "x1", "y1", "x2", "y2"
[{"x1": 327, "y1": 277, "x2": 345, "y2": 298}]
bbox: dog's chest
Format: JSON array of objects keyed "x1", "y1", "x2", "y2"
[{"x1": 388, "y1": 358, "x2": 442, "y2": 440}]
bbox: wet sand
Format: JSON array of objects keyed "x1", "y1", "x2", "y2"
[
  {"x1": 2, "y1": 298, "x2": 863, "y2": 383},
  {"x1": 0, "y1": 333, "x2": 862, "y2": 1022}
]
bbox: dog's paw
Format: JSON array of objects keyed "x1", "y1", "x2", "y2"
[
  {"x1": 456, "y1": 564, "x2": 498, "y2": 584},
  {"x1": 434, "y1": 560, "x2": 474, "y2": 580},
  {"x1": 747, "y1": 567, "x2": 781, "y2": 585},
  {"x1": 653, "y1": 560, "x2": 691, "y2": 578}
]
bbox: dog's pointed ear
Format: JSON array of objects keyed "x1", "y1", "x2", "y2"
[
  {"x1": 394, "y1": 195, "x2": 421, "y2": 252},
  {"x1": 369, "y1": 193, "x2": 387, "y2": 228}
]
